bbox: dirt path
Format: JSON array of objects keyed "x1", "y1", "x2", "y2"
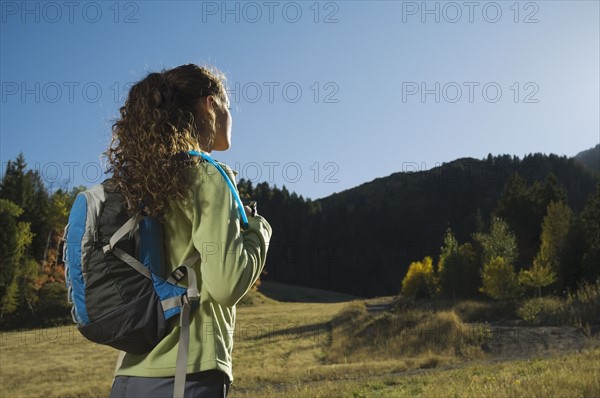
[
  {"x1": 364, "y1": 297, "x2": 600, "y2": 360},
  {"x1": 482, "y1": 323, "x2": 599, "y2": 361}
]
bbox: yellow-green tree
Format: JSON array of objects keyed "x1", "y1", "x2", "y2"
[
  {"x1": 518, "y1": 201, "x2": 570, "y2": 297},
  {"x1": 480, "y1": 256, "x2": 521, "y2": 301},
  {"x1": 473, "y1": 217, "x2": 518, "y2": 267},
  {"x1": 535, "y1": 201, "x2": 573, "y2": 283},
  {"x1": 518, "y1": 261, "x2": 556, "y2": 298},
  {"x1": 401, "y1": 256, "x2": 436, "y2": 298},
  {"x1": 0, "y1": 199, "x2": 37, "y2": 318}
]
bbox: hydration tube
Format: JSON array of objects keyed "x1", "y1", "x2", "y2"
[{"x1": 188, "y1": 150, "x2": 249, "y2": 229}]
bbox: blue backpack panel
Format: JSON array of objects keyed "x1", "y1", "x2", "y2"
[{"x1": 64, "y1": 180, "x2": 198, "y2": 354}]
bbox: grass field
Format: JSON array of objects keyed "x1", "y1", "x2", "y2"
[{"x1": 1, "y1": 282, "x2": 598, "y2": 397}]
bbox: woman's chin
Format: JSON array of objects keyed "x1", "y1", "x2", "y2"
[{"x1": 214, "y1": 141, "x2": 231, "y2": 151}]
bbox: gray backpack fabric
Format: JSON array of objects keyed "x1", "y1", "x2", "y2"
[{"x1": 63, "y1": 179, "x2": 198, "y2": 397}]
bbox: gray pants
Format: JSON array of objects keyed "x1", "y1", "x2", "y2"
[{"x1": 110, "y1": 369, "x2": 230, "y2": 397}]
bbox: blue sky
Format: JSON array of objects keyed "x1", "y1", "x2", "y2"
[{"x1": 1, "y1": 1, "x2": 599, "y2": 200}]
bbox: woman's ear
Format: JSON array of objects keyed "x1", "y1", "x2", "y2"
[
  {"x1": 197, "y1": 96, "x2": 215, "y2": 113},
  {"x1": 196, "y1": 96, "x2": 218, "y2": 124}
]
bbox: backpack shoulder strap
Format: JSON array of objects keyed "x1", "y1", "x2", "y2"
[
  {"x1": 102, "y1": 212, "x2": 151, "y2": 280},
  {"x1": 188, "y1": 150, "x2": 249, "y2": 229},
  {"x1": 174, "y1": 295, "x2": 192, "y2": 398},
  {"x1": 160, "y1": 253, "x2": 201, "y2": 312},
  {"x1": 168, "y1": 254, "x2": 200, "y2": 398}
]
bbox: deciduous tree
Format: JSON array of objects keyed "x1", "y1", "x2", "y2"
[
  {"x1": 481, "y1": 256, "x2": 522, "y2": 300},
  {"x1": 401, "y1": 256, "x2": 436, "y2": 298}
]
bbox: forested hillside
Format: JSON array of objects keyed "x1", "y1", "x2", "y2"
[
  {"x1": 245, "y1": 152, "x2": 600, "y2": 298},
  {"x1": 1, "y1": 150, "x2": 599, "y2": 328},
  {"x1": 1, "y1": 154, "x2": 83, "y2": 329},
  {"x1": 575, "y1": 144, "x2": 600, "y2": 173}
]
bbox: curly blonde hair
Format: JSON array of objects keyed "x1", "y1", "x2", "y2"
[{"x1": 106, "y1": 64, "x2": 228, "y2": 217}]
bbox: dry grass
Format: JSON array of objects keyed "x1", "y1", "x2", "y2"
[
  {"x1": 327, "y1": 302, "x2": 488, "y2": 364},
  {"x1": 256, "y1": 281, "x2": 358, "y2": 303},
  {"x1": 236, "y1": 288, "x2": 280, "y2": 307},
  {"x1": 0, "y1": 325, "x2": 117, "y2": 396},
  {"x1": 1, "y1": 289, "x2": 598, "y2": 397},
  {"x1": 240, "y1": 348, "x2": 600, "y2": 398},
  {"x1": 453, "y1": 299, "x2": 518, "y2": 322},
  {"x1": 0, "y1": 299, "x2": 348, "y2": 397}
]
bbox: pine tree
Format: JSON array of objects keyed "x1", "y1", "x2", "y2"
[
  {"x1": 440, "y1": 227, "x2": 482, "y2": 300},
  {"x1": 0, "y1": 199, "x2": 24, "y2": 308},
  {"x1": 0, "y1": 153, "x2": 51, "y2": 261},
  {"x1": 0, "y1": 156, "x2": 82, "y2": 325},
  {"x1": 578, "y1": 184, "x2": 600, "y2": 282},
  {"x1": 494, "y1": 174, "x2": 533, "y2": 265},
  {"x1": 494, "y1": 173, "x2": 568, "y2": 268},
  {"x1": 495, "y1": 173, "x2": 531, "y2": 223},
  {"x1": 532, "y1": 174, "x2": 567, "y2": 211}
]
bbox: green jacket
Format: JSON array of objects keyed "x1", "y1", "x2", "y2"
[{"x1": 115, "y1": 161, "x2": 272, "y2": 384}]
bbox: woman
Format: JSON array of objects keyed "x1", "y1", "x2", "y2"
[{"x1": 106, "y1": 64, "x2": 272, "y2": 397}]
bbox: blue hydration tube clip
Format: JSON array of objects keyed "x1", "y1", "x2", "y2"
[{"x1": 188, "y1": 150, "x2": 249, "y2": 229}]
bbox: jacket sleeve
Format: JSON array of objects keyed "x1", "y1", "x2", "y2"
[{"x1": 190, "y1": 163, "x2": 272, "y2": 307}]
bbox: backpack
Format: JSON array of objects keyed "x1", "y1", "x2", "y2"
[{"x1": 61, "y1": 151, "x2": 248, "y2": 398}]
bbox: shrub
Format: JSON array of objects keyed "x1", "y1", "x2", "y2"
[
  {"x1": 566, "y1": 280, "x2": 600, "y2": 326},
  {"x1": 518, "y1": 280, "x2": 600, "y2": 326},
  {"x1": 517, "y1": 296, "x2": 568, "y2": 325},
  {"x1": 34, "y1": 282, "x2": 70, "y2": 326},
  {"x1": 454, "y1": 300, "x2": 518, "y2": 323}
]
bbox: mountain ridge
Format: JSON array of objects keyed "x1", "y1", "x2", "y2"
[
  {"x1": 320, "y1": 150, "x2": 598, "y2": 204},
  {"x1": 574, "y1": 144, "x2": 600, "y2": 172},
  {"x1": 252, "y1": 148, "x2": 599, "y2": 298}
]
